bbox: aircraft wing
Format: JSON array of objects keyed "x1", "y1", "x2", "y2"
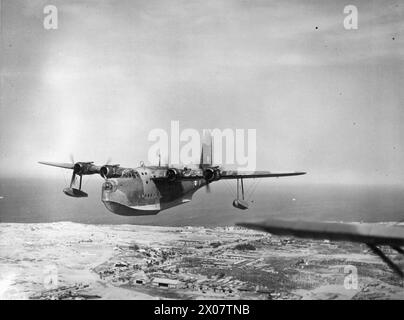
[
  {"x1": 236, "y1": 219, "x2": 404, "y2": 246},
  {"x1": 220, "y1": 170, "x2": 306, "y2": 179},
  {"x1": 236, "y1": 218, "x2": 404, "y2": 277},
  {"x1": 151, "y1": 169, "x2": 306, "y2": 182}
]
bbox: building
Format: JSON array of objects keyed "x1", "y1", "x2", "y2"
[
  {"x1": 132, "y1": 271, "x2": 149, "y2": 285},
  {"x1": 152, "y1": 278, "x2": 182, "y2": 289},
  {"x1": 179, "y1": 240, "x2": 205, "y2": 247}
]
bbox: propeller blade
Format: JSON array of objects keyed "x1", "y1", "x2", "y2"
[
  {"x1": 206, "y1": 183, "x2": 211, "y2": 193},
  {"x1": 70, "y1": 154, "x2": 75, "y2": 165},
  {"x1": 38, "y1": 161, "x2": 74, "y2": 170}
]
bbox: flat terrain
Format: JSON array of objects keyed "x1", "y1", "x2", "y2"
[{"x1": 0, "y1": 222, "x2": 403, "y2": 300}]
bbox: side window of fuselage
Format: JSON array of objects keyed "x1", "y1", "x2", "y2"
[{"x1": 122, "y1": 169, "x2": 138, "y2": 178}]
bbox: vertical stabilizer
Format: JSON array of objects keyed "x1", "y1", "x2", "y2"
[{"x1": 199, "y1": 132, "x2": 213, "y2": 168}]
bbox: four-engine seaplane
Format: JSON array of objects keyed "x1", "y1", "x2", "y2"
[{"x1": 39, "y1": 147, "x2": 305, "y2": 216}]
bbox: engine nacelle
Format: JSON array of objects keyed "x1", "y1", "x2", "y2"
[
  {"x1": 166, "y1": 168, "x2": 180, "y2": 182},
  {"x1": 204, "y1": 168, "x2": 221, "y2": 182},
  {"x1": 73, "y1": 162, "x2": 97, "y2": 175},
  {"x1": 100, "y1": 165, "x2": 123, "y2": 179}
]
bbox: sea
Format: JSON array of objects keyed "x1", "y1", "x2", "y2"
[{"x1": 0, "y1": 178, "x2": 403, "y2": 226}]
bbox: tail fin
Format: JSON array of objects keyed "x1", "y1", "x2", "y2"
[{"x1": 199, "y1": 133, "x2": 213, "y2": 168}]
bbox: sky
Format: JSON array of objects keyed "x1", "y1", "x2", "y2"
[{"x1": 0, "y1": 0, "x2": 403, "y2": 185}]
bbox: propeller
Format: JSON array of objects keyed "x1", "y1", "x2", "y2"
[
  {"x1": 204, "y1": 167, "x2": 222, "y2": 193},
  {"x1": 39, "y1": 155, "x2": 112, "y2": 197},
  {"x1": 66, "y1": 154, "x2": 112, "y2": 188},
  {"x1": 68, "y1": 154, "x2": 76, "y2": 187}
]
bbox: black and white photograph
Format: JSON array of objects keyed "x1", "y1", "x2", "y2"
[{"x1": 0, "y1": 0, "x2": 403, "y2": 304}]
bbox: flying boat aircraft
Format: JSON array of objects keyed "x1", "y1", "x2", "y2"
[{"x1": 39, "y1": 146, "x2": 305, "y2": 216}]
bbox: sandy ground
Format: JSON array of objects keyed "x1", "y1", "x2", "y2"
[
  {"x1": 0, "y1": 222, "x2": 403, "y2": 300},
  {"x1": 0, "y1": 222, "x2": 163, "y2": 299}
]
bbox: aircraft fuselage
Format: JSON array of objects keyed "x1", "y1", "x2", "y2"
[{"x1": 101, "y1": 166, "x2": 207, "y2": 216}]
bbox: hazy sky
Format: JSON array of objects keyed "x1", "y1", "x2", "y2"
[{"x1": 0, "y1": 0, "x2": 403, "y2": 184}]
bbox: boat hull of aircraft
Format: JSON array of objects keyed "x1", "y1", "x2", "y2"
[{"x1": 101, "y1": 177, "x2": 203, "y2": 216}]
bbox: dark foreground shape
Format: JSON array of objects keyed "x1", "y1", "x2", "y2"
[{"x1": 237, "y1": 218, "x2": 404, "y2": 277}]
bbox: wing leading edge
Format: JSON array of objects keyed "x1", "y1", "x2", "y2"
[
  {"x1": 237, "y1": 219, "x2": 404, "y2": 277},
  {"x1": 220, "y1": 171, "x2": 306, "y2": 179}
]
